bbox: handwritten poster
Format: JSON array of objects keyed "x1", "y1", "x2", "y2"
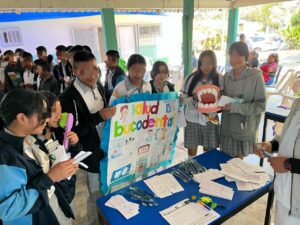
[{"x1": 100, "y1": 93, "x2": 179, "y2": 193}]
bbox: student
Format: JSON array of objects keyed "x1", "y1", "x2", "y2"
[
  {"x1": 20, "y1": 51, "x2": 38, "y2": 89},
  {"x1": 83, "y1": 45, "x2": 92, "y2": 53},
  {"x1": 181, "y1": 50, "x2": 223, "y2": 157},
  {"x1": 36, "y1": 91, "x2": 82, "y2": 209},
  {"x1": 220, "y1": 41, "x2": 266, "y2": 158},
  {"x1": 15, "y1": 48, "x2": 24, "y2": 73},
  {"x1": 36, "y1": 46, "x2": 48, "y2": 62},
  {"x1": 36, "y1": 60, "x2": 60, "y2": 96},
  {"x1": 38, "y1": 91, "x2": 82, "y2": 157},
  {"x1": 255, "y1": 80, "x2": 300, "y2": 224},
  {"x1": 60, "y1": 50, "x2": 116, "y2": 225},
  {"x1": 104, "y1": 50, "x2": 126, "y2": 101},
  {"x1": 150, "y1": 61, "x2": 174, "y2": 93},
  {"x1": 247, "y1": 50, "x2": 259, "y2": 68},
  {"x1": 0, "y1": 88, "x2": 78, "y2": 225},
  {"x1": 53, "y1": 45, "x2": 73, "y2": 92},
  {"x1": 3, "y1": 50, "x2": 22, "y2": 91},
  {"x1": 67, "y1": 45, "x2": 86, "y2": 67},
  {"x1": 260, "y1": 53, "x2": 279, "y2": 85},
  {"x1": 109, "y1": 54, "x2": 152, "y2": 105},
  {"x1": 47, "y1": 54, "x2": 56, "y2": 74}
]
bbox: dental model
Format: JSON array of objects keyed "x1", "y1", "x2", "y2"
[{"x1": 194, "y1": 84, "x2": 221, "y2": 113}]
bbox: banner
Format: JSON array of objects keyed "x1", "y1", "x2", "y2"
[{"x1": 100, "y1": 92, "x2": 179, "y2": 193}]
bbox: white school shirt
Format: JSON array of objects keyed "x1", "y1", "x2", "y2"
[
  {"x1": 109, "y1": 78, "x2": 152, "y2": 105},
  {"x1": 23, "y1": 69, "x2": 35, "y2": 85},
  {"x1": 74, "y1": 78, "x2": 104, "y2": 114}
]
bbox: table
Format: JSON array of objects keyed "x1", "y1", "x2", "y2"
[{"x1": 97, "y1": 150, "x2": 272, "y2": 225}]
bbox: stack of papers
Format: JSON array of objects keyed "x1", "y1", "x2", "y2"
[
  {"x1": 105, "y1": 195, "x2": 139, "y2": 219},
  {"x1": 160, "y1": 199, "x2": 220, "y2": 225},
  {"x1": 144, "y1": 173, "x2": 184, "y2": 198},
  {"x1": 193, "y1": 169, "x2": 224, "y2": 183},
  {"x1": 220, "y1": 158, "x2": 270, "y2": 191},
  {"x1": 199, "y1": 180, "x2": 234, "y2": 200}
]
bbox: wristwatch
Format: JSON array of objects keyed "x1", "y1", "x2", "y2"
[{"x1": 284, "y1": 158, "x2": 292, "y2": 171}]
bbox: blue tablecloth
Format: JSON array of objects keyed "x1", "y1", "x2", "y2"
[{"x1": 96, "y1": 149, "x2": 272, "y2": 225}]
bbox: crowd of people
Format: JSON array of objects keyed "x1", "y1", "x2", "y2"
[{"x1": 0, "y1": 40, "x2": 299, "y2": 225}]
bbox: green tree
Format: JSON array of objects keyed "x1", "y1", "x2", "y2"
[
  {"x1": 242, "y1": 4, "x2": 280, "y2": 32},
  {"x1": 284, "y1": 9, "x2": 300, "y2": 49}
]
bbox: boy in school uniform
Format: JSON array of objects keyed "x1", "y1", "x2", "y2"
[
  {"x1": 53, "y1": 45, "x2": 73, "y2": 93},
  {"x1": 36, "y1": 60, "x2": 60, "y2": 96},
  {"x1": 104, "y1": 50, "x2": 126, "y2": 102},
  {"x1": 60, "y1": 50, "x2": 116, "y2": 225}
]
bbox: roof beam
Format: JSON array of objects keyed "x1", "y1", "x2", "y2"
[{"x1": 0, "y1": 0, "x2": 291, "y2": 10}]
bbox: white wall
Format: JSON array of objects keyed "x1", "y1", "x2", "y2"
[
  {"x1": 0, "y1": 15, "x2": 102, "y2": 61},
  {"x1": 0, "y1": 14, "x2": 183, "y2": 65}
]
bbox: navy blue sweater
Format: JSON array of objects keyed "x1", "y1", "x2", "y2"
[{"x1": 0, "y1": 131, "x2": 67, "y2": 225}]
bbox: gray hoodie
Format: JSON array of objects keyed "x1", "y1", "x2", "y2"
[{"x1": 221, "y1": 67, "x2": 266, "y2": 142}]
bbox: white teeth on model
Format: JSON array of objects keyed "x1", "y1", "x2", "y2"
[
  {"x1": 207, "y1": 89, "x2": 212, "y2": 94},
  {"x1": 204, "y1": 104, "x2": 209, "y2": 108}
]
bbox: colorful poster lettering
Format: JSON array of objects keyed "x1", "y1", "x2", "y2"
[{"x1": 100, "y1": 93, "x2": 179, "y2": 193}]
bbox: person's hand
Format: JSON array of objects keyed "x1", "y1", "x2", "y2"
[
  {"x1": 47, "y1": 159, "x2": 78, "y2": 182},
  {"x1": 179, "y1": 96, "x2": 184, "y2": 103},
  {"x1": 67, "y1": 131, "x2": 79, "y2": 145},
  {"x1": 26, "y1": 83, "x2": 33, "y2": 89},
  {"x1": 222, "y1": 104, "x2": 231, "y2": 112},
  {"x1": 19, "y1": 83, "x2": 25, "y2": 88},
  {"x1": 192, "y1": 93, "x2": 198, "y2": 102},
  {"x1": 99, "y1": 107, "x2": 116, "y2": 120},
  {"x1": 254, "y1": 142, "x2": 272, "y2": 158},
  {"x1": 268, "y1": 156, "x2": 289, "y2": 173},
  {"x1": 59, "y1": 77, "x2": 64, "y2": 81}
]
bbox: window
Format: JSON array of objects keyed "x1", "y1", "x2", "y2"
[
  {"x1": 138, "y1": 25, "x2": 161, "y2": 38},
  {"x1": 71, "y1": 27, "x2": 102, "y2": 62},
  {"x1": 0, "y1": 29, "x2": 23, "y2": 47}
]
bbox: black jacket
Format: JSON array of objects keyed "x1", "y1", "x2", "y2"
[
  {"x1": 53, "y1": 61, "x2": 73, "y2": 91},
  {"x1": 150, "y1": 80, "x2": 175, "y2": 93},
  {"x1": 104, "y1": 66, "x2": 126, "y2": 102},
  {"x1": 0, "y1": 131, "x2": 72, "y2": 225},
  {"x1": 39, "y1": 75, "x2": 60, "y2": 96},
  {"x1": 35, "y1": 126, "x2": 83, "y2": 204},
  {"x1": 60, "y1": 81, "x2": 107, "y2": 173}
]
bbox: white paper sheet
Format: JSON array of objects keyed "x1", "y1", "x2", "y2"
[
  {"x1": 199, "y1": 180, "x2": 234, "y2": 201},
  {"x1": 193, "y1": 169, "x2": 224, "y2": 183},
  {"x1": 217, "y1": 95, "x2": 236, "y2": 107},
  {"x1": 144, "y1": 173, "x2": 184, "y2": 198},
  {"x1": 220, "y1": 159, "x2": 270, "y2": 191},
  {"x1": 105, "y1": 195, "x2": 139, "y2": 219},
  {"x1": 228, "y1": 158, "x2": 265, "y2": 173},
  {"x1": 49, "y1": 145, "x2": 70, "y2": 166},
  {"x1": 159, "y1": 173, "x2": 184, "y2": 193},
  {"x1": 160, "y1": 199, "x2": 220, "y2": 225}
]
